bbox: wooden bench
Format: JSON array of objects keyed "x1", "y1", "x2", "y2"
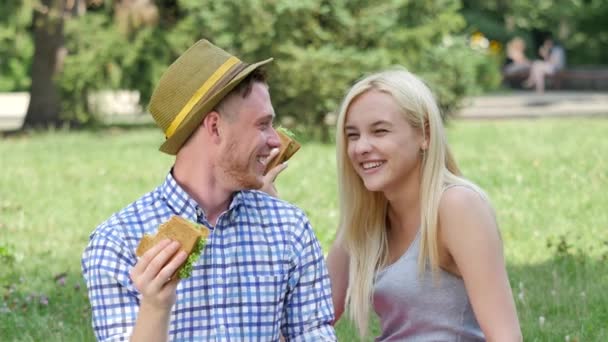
[{"x1": 503, "y1": 66, "x2": 608, "y2": 90}]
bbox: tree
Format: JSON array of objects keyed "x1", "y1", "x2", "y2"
[{"x1": 23, "y1": 0, "x2": 85, "y2": 128}]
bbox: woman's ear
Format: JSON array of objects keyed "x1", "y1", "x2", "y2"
[{"x1": 421, "y1": 119, "x2": 430, "y2": 150}]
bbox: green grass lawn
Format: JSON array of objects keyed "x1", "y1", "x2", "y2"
[{"x1": 1, "y1": 119, "x2": 607, "y2": 341}]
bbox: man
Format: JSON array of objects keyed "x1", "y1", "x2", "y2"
[{"x1": 82, "y1": 39, "x2": 336, "y2": 341}]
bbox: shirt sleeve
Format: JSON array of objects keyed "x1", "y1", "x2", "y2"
[
  {"x1": 82, "y1": 231, "x2": 139, "y2": 341},
  {"x1": 281, "y1": 218, "x2": 337, "y2": 341}
]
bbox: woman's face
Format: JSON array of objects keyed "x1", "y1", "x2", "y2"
[{"x1": 344, "y1": 90, "x2": 425, "y2": 193}]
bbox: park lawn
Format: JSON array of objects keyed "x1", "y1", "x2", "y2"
[{"x1": 1, "y1": 118, "x2": 607, "y2": 341}]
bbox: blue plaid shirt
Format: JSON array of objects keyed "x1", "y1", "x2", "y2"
[{"x1": 82, "y1": 173, "x2": 336, "y2": 341}]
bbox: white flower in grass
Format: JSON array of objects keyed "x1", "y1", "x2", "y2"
[
  {"x1": 551, "y1": 289, "x2": 557, "y2": 296},
  {"x1": 565, "y1": 335, "x2": 570, "y2": 341},
  {"x1": 518, "y1": 282, "x2": 524, "y2": 290},
  {"x1": 539, "y1": 316, "x2": 545, "y2": 327},
  {"x1": 517, "y1": 291, "x2": 524, "y2": 302},
  {"x1": 580, "y1": 291, "x2": 586, "y2": 298}
]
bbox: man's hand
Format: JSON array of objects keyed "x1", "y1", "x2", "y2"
[
  {"x1": 130, "y1": 239, "x2": 187, "y2": 311},
  {"x1": 130, "y1": 239, "x2": 187, "y2": 342},
  {"x1": 261, "y1": 148, "x2": 288, "y2": 197}
]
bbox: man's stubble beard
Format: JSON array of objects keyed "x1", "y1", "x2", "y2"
[{"x1": 218, "y1": 135, "x2": 263, "y2": 190}]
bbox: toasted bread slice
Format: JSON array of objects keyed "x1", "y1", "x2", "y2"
[
  {"x1": 265, "y1": 129, "x2": 301, "y2": 173},
  {"x1": 136, "y1": 216, "x2": 210, "y2": 278}
]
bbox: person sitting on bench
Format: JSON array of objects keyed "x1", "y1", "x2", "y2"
[
  {"x1": 524, "y1": 33, "x2": 566, "y2": 94},
  {"x1": 503, "y1": 37, "x2": 531, "y2": 78}
]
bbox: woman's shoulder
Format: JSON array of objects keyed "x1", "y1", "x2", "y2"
[
  {"x1": 441, "y1": 182, "x2": 487, "y2": 203},
  {"x1": 439, "y1": 183, "x2": 495, "y2": 226},
  {"x1": 437, "y1": 183, "x2": 502, "y2": 265}
]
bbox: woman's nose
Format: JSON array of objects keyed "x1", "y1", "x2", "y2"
[{"x1": 354, "y1": 136, "x2": 372, "y2": 155}]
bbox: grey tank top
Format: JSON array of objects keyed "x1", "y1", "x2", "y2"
[{"x1": 373, "y1": 230, "x2": 485, "y2": 341}]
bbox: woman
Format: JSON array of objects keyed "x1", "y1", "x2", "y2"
[
  {"x1": 326, "y1": 68, "x2": 522, "y2": 341},
  {"x1": 503, "y1": 36, "x2": 531, "y2": 77}
]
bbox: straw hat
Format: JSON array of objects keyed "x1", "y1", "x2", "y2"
[{"x1": 148, "y1": 39, "x2": 273, "y2": 155}]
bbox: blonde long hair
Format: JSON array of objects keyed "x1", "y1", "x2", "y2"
[{"x1": 335, "y1": 68, "x2": 480, "y2": 337}]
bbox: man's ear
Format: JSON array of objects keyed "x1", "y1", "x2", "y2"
[{"x1": 202, "y1": 110, "x2": 222, "y2": 143}]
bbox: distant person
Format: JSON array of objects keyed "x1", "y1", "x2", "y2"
[
  {"x1": 325, "y1": 69, "x2": 522, "y2": 340},
  {"x1": 524, "y1": 33, "x2": 566, "y2": 93},
  {"x1": 82, "y1": 39, "x2": 336, "y2": 341},
  {"x1": 503, "y1": 36, "x2": 531, "y2": 77}
]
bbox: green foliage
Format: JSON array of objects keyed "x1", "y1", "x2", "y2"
[
  {"x1": 167, "y1": 0, "x2": 488, "y2": 124},
  {"x1": 60, "y1": 11, "x2": 124, "y2": 123},
  {"x1": 0, "y1": 1, "x2": 34, "y2": 91},
  {"x1": 419, "y1": 36, "x2": 502, "y2": 116}
]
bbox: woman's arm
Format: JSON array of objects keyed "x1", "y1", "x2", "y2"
[
  {"x1": 439, "y1": 187, "x2": 522, "y2": 342},
  {"x1": 326, "y1": 240, "x2": 350, "y2": 323}
]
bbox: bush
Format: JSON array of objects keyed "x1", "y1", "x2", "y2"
[
  {"x1": 0, "y1": 2, "x2": 33, "y2": 91},
  {"x1": 419, "y1": 36, "x2": 502, "y2": 117}
]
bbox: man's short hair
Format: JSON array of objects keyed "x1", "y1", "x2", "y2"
[
  {"x1": 230, "y1": 67, "x2": 268, "y2": 98},
  {"x1": 215, "y1": 67, "x2": 268, "y2": 119}
]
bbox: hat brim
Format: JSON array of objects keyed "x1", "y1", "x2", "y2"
[{"x1": 159, "y1": 58, "x2": 273, "y2": 155}]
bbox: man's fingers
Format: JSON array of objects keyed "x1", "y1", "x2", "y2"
[
  {"x1": 266, "y1": 162, "x2": 288, "y2": 183},
  {"x1": 155, "y1": 251, "x2": 188, "y2": 284},
  {"x1": 265, "y1": 147, "x2": 280, "y2": 166},
  {"x1": 132, "y1": 238, "x2": 172, "y2": 276},
  {"x1": 145, "y1": 241, "x2": 181, "y2": 278}
]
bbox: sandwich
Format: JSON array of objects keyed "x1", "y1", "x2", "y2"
[
  {"x1": 265, "y1": 127, "x2": 301, "y2": 174},
  {"x1": 136, "y1": 215, "x2": 211, "y2": 279}
]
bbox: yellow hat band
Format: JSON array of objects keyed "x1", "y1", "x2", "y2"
[{"x1": 165, "y1": 56, "x2": 240, "y2": 138}]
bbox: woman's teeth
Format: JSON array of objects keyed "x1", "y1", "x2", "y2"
[{"x1": 362, "y1": 161, "x2": 384, "y2": 170}]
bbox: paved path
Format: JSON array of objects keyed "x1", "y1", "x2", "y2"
[
  {"x1": 1, "y1": 90, "x2": 607, "y2": 131},
  {"x1": 456, "y1": 91, "x2": 608, "y2": 119}
]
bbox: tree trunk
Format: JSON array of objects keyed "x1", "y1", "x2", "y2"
[
  {"x1": 23, "y1": 0, "x2": 66, "y2": 128},
  {"x1": 23, "y1": 0, "x2": 85, "y2": 129}
]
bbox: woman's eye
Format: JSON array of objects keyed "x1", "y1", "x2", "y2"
[
  {"x1": 375, "y1": 129, "x2": 388, "y2": 135},
  {"x1": 346, "y1": 133, "x2": 359, "y2": 140}
]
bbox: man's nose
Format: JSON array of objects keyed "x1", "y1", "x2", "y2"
[{"x1": 268, "y1": 127, "x2": 281, "y2": 148}]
